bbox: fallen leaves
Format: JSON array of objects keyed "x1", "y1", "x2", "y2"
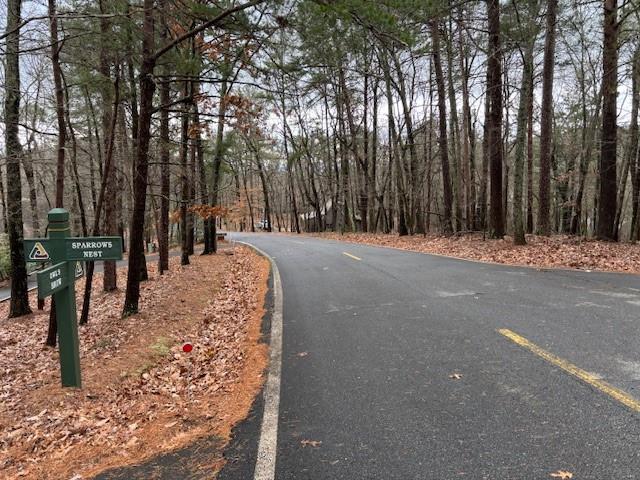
[
  {"x1": 310, "y1": 233, "x2": 640, "y2": 274},
  {"x1": 449, "y1": 373, "x2": 463, "y2": 380},
  {"x1": 0, "y1": 246, "x2": 270, "y2": 480},
  {"x1": 550, "y1": 470, "x2": 573, "y2": 479}
]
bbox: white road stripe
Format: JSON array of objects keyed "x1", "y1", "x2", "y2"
[{"x1": 237, "y1": 241, "x2": 283, "y2": 480}]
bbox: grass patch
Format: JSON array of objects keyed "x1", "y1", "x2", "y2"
[
  {"x1": 94, "y1": 337, "x2": 113, "y2": 350},
  {"x1": 150, "y1": 336, "x2": 172, "y2": 356},
  {"x1": 121, "y1": 336, "x2": 174, "y2": 379}
]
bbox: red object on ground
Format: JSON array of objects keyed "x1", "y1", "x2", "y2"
[{"x1": 182, "y1": 343, "x2": 193, "y2": 353}]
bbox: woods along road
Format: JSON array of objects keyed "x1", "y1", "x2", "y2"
[{"x1": 217, "y1": 233, "x2": 640, "y2": 480}]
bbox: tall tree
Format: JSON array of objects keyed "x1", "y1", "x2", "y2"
[
  {"x1": 99, "y1": 0, "x2": 118, "y2": 291},
  {"x1": 513, "y1": 45, "x2": 535, "y2": 245},
  {"x1": 430, "y1": 18, "x2": 453, "y2": 234},
  {"x1": 45, "y1": 0, "x2": 68, "y2": 345},
  {"x1": 597, "y1": 0, "x2": 618, "y2": 240},
  {"x1": 629, "y1": 45, "x2": 640, "y2": 241},
  {"x1": 536, "y1": 0, "x2": 558, "y2": 236},
  {"x1": 122, "y1": 0, "x2": 265, "y2": 316},
  {"x1": 4, "y1": 0, "x2": 32, "y2": 318},
  {"x1": 158, "y1": 1, "x2": 171, "y2": 272},
  {"x1": 487, "y1": 0, "x2": 504, "y2": 238}
]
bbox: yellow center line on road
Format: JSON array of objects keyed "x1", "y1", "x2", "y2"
[
  {"x1": 342, "y1": 252, "x2": 362, "y2": 261},
  {"x1": 498, "y1": 328, "x2": 640, "y2": 413}
]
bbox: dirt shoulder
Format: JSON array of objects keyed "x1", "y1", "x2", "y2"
[
  {"x1": 0, "y1": 245, "x2": 270, "y2": 479},
  {"x1": 308, "y1": 232, "x2": 640, "y2": 274}
]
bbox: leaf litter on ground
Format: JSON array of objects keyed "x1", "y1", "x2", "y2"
[
  {"x1": 310, "y1": 232, "x2": 640, "y2": 274},
  {"x1": 0, "y1": 245, "x2": 270, "y2": 479}
]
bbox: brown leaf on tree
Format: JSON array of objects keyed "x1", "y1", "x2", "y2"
[{"x1": 189, "y1": 204, "x2": 228, "y2": 220}]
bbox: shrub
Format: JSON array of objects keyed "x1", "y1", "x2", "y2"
[{"x1": 0, "y1": 234, "x2": 10, "y2": 281}]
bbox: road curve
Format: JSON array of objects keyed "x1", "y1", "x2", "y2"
[{"x1": 220, "y1": 232, "x2": 640, "y2": 480}]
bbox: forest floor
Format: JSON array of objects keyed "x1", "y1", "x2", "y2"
[
  {"x1": 308, "y1": 232, "x2": 640, "y2": 274},
  {"x1": 0, "y1": 243, "x2": 270, "y2": 479}
]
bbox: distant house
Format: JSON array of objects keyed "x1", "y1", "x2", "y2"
[
  {"x1": 300, "y1": 199, "x2": 335, "y2": 232},
  {"x1": 300, "y1": 199, "x2": 366, "y2": 232}
]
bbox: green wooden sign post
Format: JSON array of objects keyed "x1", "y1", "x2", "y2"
[{"x1": 24, "y1": 208, "x2": 123, "y2": 388}]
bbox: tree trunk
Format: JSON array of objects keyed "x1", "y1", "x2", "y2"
[
  {"x1": 100, "y1": 1, "x2": 117, "y2": 291},
  {"x1": 64, "y1": 76, "x2": 88, "y2": 238},
  {"x1": 187, "y1": 86, "x2": 197, "y2": 255},
  {"x1": 480, "y1": 52, "x2": 491, "y2": 231},
  {"x1": 361, "y1": 65, "x2": 370, "y2": 233},
  {"x1": 255, "y1": 147, "x2": 272, "y2": 232},
  {"x1": 629, "y1": 47, "x2": 640, "y2": 241},
  {"x1": 158, "y1": 49, "x2": 170, "y2": 271},
  {"x1": 445, "y1": 18, "x2": 462, "y2": 231},
  {"x1": 430, "y1": 18, "x2": 454, "y2": 235},
  {"x1": 487, "y1": 0, "x2": 504, "y2": 238},
  {"x1": 526, "y1": 60, "x2": 535, "y2": 234},
  {"x1": 4, "y1": 0, "x2": 32, "y2": 319},
  {"x1": 195, "y1": 103, "x2": 211, "y2": 250},
  {"x1": 80, "y1": 73, "x2": 120, "y2": 324},
  {"x1": 122, "y1": 0, "x2": 155, "y2": 317},
  {"x1": 536, "y1": 0, "x2": 558, "y2": 236},
  {"x1": 370, "y1": 77, "x2": 379, "y2": 232},
  {"x1": 49, "y1": 0, "x2": 66, "y2": 209},
  {"x1": 390, "y1": 51, "x2": 421, "y2": 233},
  {"x1": 458, "y1": 9, "x2": 473, "y2": 231},
  {"x1": 45, "y1": 0, "x2": 67, "y2": 345},
  {"x1": 22, "y1": 153, "x2": 40, "y2": 236},
  {"x1": 513, "y1": 45, "x2": 534, "y2": 245},
  {"x1": 209, "y1": 76, "x2": 229, "y2": 254},
  {"x1": 180, "y1": 82, "x2": 191, "y2": 266},
  {"x1": 597, "y1": 0, "x2": 618, "y2": 241}
]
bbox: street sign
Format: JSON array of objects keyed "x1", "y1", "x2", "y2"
[
  {"x1": 23, "y1": 209, "x2": 124, "y2": 388},
  {"x1": 75, "y1": 261, "x2": 84, "y2": 278},
  {"x1": 37, "y1": 262, "x2": 70, "y2": 299},
  {"x1": 65, "y1": 237, "x2": 123, "y2": 260},
  {"x1": 23, "y1": 239, "x2": 51, "y2": 263}
]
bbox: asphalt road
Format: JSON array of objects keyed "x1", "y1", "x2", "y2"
[{"x1": 221, "y1": 233, "x2": 640, "y2": 480}]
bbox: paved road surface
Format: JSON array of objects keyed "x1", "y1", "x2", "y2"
[{"x1": 220, "y1": 233, "x2": 640, "y2": 480}]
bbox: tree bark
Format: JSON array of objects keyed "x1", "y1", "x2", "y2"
[
  {"x1": 100, "y1": 0, "x2": 117, "y2": 291},
  {"x1": 122, "y1": 0, "x2": 155, "y2": 317},
  {"x1": 487, "y1": 0, "x2": 504, "y2": 238},
  {"x1": 80, "y1": 73, "x2": 120, "y2": 324},
  {"x1": 208, "y1": 76, "x2": 229, "y2": 254},
  {"x1": 158, "y1": 4, "x2": 170, "y2": 272},
  {"x1": 45, "y1": 0, "x2": 67, "y2": 345},
  {"x1": 513, "y1": 45, "x2": 534, "y2": 245},
  {"x1": 430, "y1": 19, "x2": 454, "y2": 235},
  {"x1": 180, "y1": 82, "x2": 191, "y2": 266},
  {"x1": 526, "y1": 60, "x2": 535, "y2": 234},
  {"x1": 458, "y1": 9, "x2": 473, "y2": 231},
  {"x1": 629, "y1": 46, "x2": 640, "y2": 241},
  {"x1": 597, "y1": 0, "x2": 618, "y2": 241},
  {"x1": 4, "y1": 0, "x2": 32, "y2": 319},
  {"x1": 537, "y1": 0, "x2": 558, "y2": 236}
]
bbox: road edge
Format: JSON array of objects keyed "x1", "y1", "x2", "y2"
[
  {"x1": 294, "y1": 233, "x2": 640, "y2": 277},
  {"x1": 235, "y1": 241, "x2": 283, "y2": 480}
]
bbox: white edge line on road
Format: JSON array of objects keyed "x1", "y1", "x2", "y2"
[{"x1": 236, "y1": 241, "x2": 283, "y2": 480}]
